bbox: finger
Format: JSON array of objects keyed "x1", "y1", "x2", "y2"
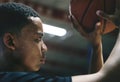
[
  {"x1": 96, "y1": 10, "x2": 117, "y2": 32},
  {"x1": 95, "y1": 22, "x2": 103, "y2": 34},
  {"x1": 96, "y1": 10, "x2": 114, "y2": 22},
  {"x1": 69, "y1": 15, "x2": 88, "y2": 37},
  {"x1": 101, "y1": 19, "x2": 107, "y2": 33}
]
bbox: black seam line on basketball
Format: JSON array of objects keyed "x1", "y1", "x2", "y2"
[{"x1": 80, "y1": 0, "x2": 93, "y2": 24}]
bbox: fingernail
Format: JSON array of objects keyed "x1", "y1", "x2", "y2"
[{"x1": 96, "y1": 22, "x2": 101, "y2": 26}]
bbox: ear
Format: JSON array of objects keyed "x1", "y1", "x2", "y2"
[{"x1": 3, "y1": 33, "x2": 15, "y2": 50}]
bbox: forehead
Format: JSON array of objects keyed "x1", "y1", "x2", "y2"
[
  {"x1": 20, "y1": 16, "x2": 44, "y2": 37},
  {"x1": 28, "y1": 16, "x2": 43, "y2": 32}
]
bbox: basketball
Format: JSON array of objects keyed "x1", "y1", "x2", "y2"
[{"x1": 70, "y1": 0, "x2": 116, "y2": 33}]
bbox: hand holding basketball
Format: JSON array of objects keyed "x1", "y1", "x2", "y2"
[
  {"x1": 70, "y1": 14, "x2": 103, "y2": 44},
  {"x1": 96, "y1": 10, "x2": 116, "y2": 33}
]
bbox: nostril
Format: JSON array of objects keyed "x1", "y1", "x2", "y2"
[{"x1": 42, "y1": 43, "x2": 48, "y2": 52}]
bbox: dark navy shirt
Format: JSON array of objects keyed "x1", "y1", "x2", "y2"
[{"x1": 0, "y1": 72, "x2": 71, "y2": 82}]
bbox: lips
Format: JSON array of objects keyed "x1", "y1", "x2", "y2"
[
  {"x1": 40, "y1": 58, "x2": 46, "y2": 64},
  {"x1": 40, "y1": 53, "x2": 46, "y2": 64}
]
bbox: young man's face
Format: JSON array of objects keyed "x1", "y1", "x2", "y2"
[{"x1": 13, "y1": 16, "x2": 47, "y2": 71}]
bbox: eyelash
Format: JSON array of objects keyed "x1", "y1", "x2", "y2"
[{"x1": 34, "y1": 38, "x2": 42, "y2": 43}]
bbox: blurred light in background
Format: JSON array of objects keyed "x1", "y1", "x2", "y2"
[{"x1": 43, "y1": 23, "x2": 67, "y2": 37}]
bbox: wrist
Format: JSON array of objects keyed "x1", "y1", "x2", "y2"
[{"x1": 90, "y1": 36, "x2": 102, "y2": 46}]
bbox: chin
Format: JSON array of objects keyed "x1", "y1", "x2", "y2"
[
  {"x1": 26, "y1": 66, "x2": 40, "y2": 72},
  {"x1": 32, "y1": 65, "x2": 40, "y2": 72}
]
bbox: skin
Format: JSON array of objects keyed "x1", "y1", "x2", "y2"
[
  {"x1": 0, "y1": 15, "x2": 103, "y2": 73},
  {"x1": 70, "y1": 15, "x2": 105, "y2": 81},
  {"x1": 0, "y1": 2, "x2": 119, "y2": 81},
  {"x1": 0, "y1": 8, "x2": 106, "y2": 82},
  {"x1": 72, "y1": 10, "x2": 120, "y2": 82},
  {"x1": 72, "y1": 24, "x2": 120, "y2": 82},
  {"x1": 70, "y1": 15, "x2": 104, "y2": 73},
  {"x1": 0, "y1": 16, "x2": 47, "y2": 71}
]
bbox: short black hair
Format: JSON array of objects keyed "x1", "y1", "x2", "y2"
[{"x1": 0, "y1": 2, "x2": 40, "y2": 36}]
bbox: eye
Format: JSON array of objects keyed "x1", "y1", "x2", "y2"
[{"x1": 34, "y1": 38, "x2": 42, "y2": 43}]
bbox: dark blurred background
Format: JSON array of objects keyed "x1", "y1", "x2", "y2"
[{"x1": 0, "y1": 0, "x2": 118, "y2": 76}]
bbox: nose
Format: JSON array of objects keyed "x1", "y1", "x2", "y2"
[{"x1": 41, "y1": 41, "x2": 48, "y2": 53}]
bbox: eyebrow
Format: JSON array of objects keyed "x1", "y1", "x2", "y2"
[{"x1": 37, "y1": 31, "x2": 44, "y2": 37}]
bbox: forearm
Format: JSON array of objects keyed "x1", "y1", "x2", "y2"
[
  {"x1": 89, "y1": 36, "x2": 104, "y2": 73},
  {"x1": 72, "y1": 40, "x2": 104, "y2": 82},
  {"x1": 72, "y1": 72, "x2": 103, "y2": 82},
  {"x1": 95, "y1": 31, "x2": 120, "y2": 82}
]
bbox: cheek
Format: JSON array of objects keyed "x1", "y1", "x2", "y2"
[
  {"x1": 20, "y1": 43, "x2": 40, "y2": 60},
  {"x1": 25, "y1": 44, "x2": 43, "y2": 71},
  {"x1": 19, "y1": 42, "x2": 42, "y2": 69},
  {"x1": 15, "y1": 37, "x2": 43, "y2": 70}
]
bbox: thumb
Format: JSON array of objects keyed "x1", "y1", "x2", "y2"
[
  {"x1": 95, "y1": 22, "x2": 103, "y2": 34},
  {"x1": 96, "y1": 10, "x2": 115, "y2": 22},
  {"x1": 96, "y1": 10, "x2": 120, "y2": 27}
]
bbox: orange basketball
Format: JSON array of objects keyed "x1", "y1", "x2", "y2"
[{"x1": 70, "y1": 0, "x2": 116, "y2": 33}]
